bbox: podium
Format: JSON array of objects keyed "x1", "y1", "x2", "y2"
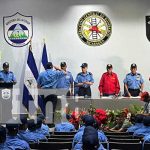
[{"x1": 0, "y1": 83, "x2": 13, "y2": 124}]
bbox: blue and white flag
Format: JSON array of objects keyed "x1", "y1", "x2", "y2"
[
  {"x1": 38, "y1": 42, "x2": 49, "y2": 114},
  {"x1": 22, "y1": 44, "x2": 39, "y2": 114}
]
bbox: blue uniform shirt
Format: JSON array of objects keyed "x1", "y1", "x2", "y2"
[
  {"x1": 27, "y1": 130, "x2": 47, "y2": 141},
  {"x1": 6, "y1": 136, "x2": 30, "y2": 150},
  {"x1": 0, "y1": 143, "x2": 14, "y2": 150},
  {"x1": 40, "y1": 123, "x2": 50, "y2": 136},
  {"x1": 0, "y1": 70, "x2": 16, "y2": 83},
  {"x1": 75, "y1": 72, "x2": 94, "y2": 88},
  {"x1": 123, "y1": 73, "x2": 144, "y2": 89},
  {"x1": 133, "y1": 126, "x2": 150, "y2": 137},
  {"x1": 127, "y1": 123, "x2": 144, "y2": 133},
  {"x1": 17, "y1": 130, "x2": 39, "y2": 143},
  {"x1": 55, "y1": 122, "x2": 75, "y2": 132},
  {"x1": 57, "y1": 71, "x2": 73, "y2": 89},
  {"x1": 37, "y1": 69, "x2": 65, "y2": 88}
]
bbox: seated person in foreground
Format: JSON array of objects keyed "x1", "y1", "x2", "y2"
[
  {"x1": 36, "y1": 117, "x2": 50, "y2": 136},
  {"x1": 133, "y1": 116, "x2": 150, "y2": 137},
  {"x1": 127, "y1": 114, "x2": 144, "y2": 133},
  {"x1": 38, "y1": 114, "x2": 50, "y2": 136},
  {"x1": 0, "y1": 126, "x2": 14, "y2": 149},
  {"x1": 74, "y1": 126, "x2": 106, "y2": 150},
  {"x1": 27, "y1": 119, "x2": 48, "y2": 141},
  {"x1": 5, "y1": 120, "x2": 30, "y2": 150},
  {"x1": 72, "y1": 115, "x2": 107, "y2": 148},
  {"x1": 17, "y1": 115, "x2": 39, "y2": 143},
  {"x1": 55, "y1": 114, "x2": 76, "y2": 132}
]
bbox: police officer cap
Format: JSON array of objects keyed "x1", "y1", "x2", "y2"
[
  {"x1": 6, "y1": 120, "x2": 19, "y2": 131},
  {"x1": 143, "y1": 116, "x2": 150, "y2": 126},
  {"x1": 60, "y1": 62, "x2": 66, "y2": 67},
  {"x1": 80, "y1": 63, "x2": 88, "y2": 68},
  {"x1": 46, "y1": 62, "x2": 53, "y2": 69},
  {"x1": 131, "y1": 63, "x2": 137, "y2": 68},
  {"x1": 84, "y1": 115, "x2": 95, "y2": 126},
  {"x1": 135, "y1": 114, "x2": 144, "y2": 123},
  {"x1": 3, "y1": 62, "x2": 9, "y2": 68},
  {"x1": 0, "y1": 126, "x2": 6, "y2": 138},
  {"x1": 20, "y1": 114, "x2": 28, "y2": 124},
  {"x1": 82, "y1": 126, "x2": 99, "y2": 149},
  {"x1": 106, "y1": 64, "x2": 113, "y2": 70},
  {"x1": 28, "y1": 119, "x2": 36, "y2": 131},
  {"x1": 38, "y1": 114, "x2": 45, "y2": 120}
]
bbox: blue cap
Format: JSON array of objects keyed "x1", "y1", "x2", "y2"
[
  {"x1": 135, "y1": 114, "x2": 144, "y2": 123},
  {"x1": 38, "y1": 114, "x2": 45, "y2": 120},
  {"x1": 6, "y1": 124, "x2": 19, "y2": 131},
  {"x1": 0, "y1": 126, "x2": 6, "y2": 138},
  {"x1": 84, "y1": 115, "x2": 95, "y2": 126},
  {"x1": 37, "y1": 118, "x2": 42, "y2": 129},
  {"x1": 3, "y1": 62, "x2": 9, "y2": 68},
  {"x1": 28, "y1": 119, "x2": 36, "y2": 131},
  {"x1": 80, "y1": 63, "x2": 88, "y2": 68},
  {"x1": 82, "y1": 126, "x2": 99, "y2": 149},
  {"x1": 143, "y1": 116, "x2": 150, "y2": 126}
]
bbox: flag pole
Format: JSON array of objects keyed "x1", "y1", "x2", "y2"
[{"x1": 29, "y1": 38, "x2": 32, "y2": 51}]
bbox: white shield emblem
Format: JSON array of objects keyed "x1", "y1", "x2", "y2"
[
  {"x1": 2, "y1": 89, "x2": 11, "y2": 100},
  {"x1": 3, "y1": 12, "x2": 33, "y2": 47}
]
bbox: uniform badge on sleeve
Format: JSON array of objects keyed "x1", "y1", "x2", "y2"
[{"x1": 3, "y1": 12, "x2": 33, "y2": 47}]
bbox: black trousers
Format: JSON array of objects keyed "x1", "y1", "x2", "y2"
[
  {"x1": 103, "y1": 93, "x2": 115, "y2": 96},
  {"x1": 128, "y1": 89, "x2": 140, "y2": 97},
  {"x1": 78, "y1": 87, "x2": 91, "y2": 97},
  {"x1": 42, "y1": 94, "x2": 57, "y2": 122}
]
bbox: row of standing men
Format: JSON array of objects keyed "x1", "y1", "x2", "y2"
[{"x1": 0, "y1": 62, "x2": 144, "y2": 97}]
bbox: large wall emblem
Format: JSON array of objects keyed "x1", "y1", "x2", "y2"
[
  {"x1": 77, "y1": 11, "x2": 112, "y2": 46},
  {"x1": 3, "y1": 12, "x2": 33, "y2": 47}
]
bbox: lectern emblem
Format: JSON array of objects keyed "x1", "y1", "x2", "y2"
[{"x1": 2, "y1": 89, "x2": 11, "y2": 100}]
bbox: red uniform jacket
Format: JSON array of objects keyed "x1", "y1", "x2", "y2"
[{"x1": 99, "y1": 72, "x2": 120, "y2": 95}]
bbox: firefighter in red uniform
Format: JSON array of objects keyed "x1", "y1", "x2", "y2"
[{"x1": 98, "y1": 64, "x2": 120, "y2": 97}]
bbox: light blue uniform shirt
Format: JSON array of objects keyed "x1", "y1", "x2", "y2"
[
  {"x1": 0, "y1": 70, "x2": 16, "y2": 83},
  {"x1": 133, "y1": 126, "x2": 150, "y2": 137},
  {"x1": 6, "y1": 136, "x2": 30, "y2": 150},
  {"x1": 123, "y1": 73, "x2": 144, "y2": 89},
  {"x1": 27, "y1": 130, "x2": 47, "y2": 141},
  {"x1": 75, "y1": 72, "x2": 94, "y2": 88},
  {"x1": 127, "y1": 123, "x2": 144, "y2": 133},
  {"x1": 55, "y1": 122, "x2": 75, "y2": 132},
  {"x1": 57, "y1": 71, "x2": 73, "y2": 89},
  {"x1": 36, "y1": 127, "x2": 50, "y2": 136},
  {"x1": 37, "y1": 69, "x2": 65, "y2": 88},
  {"x1": 17, "y1": 130, "x2": 39, "y2": 143},
  {"x1": 0, "y1": 143, "x2": 14, "y2": 150},
  {"x1": 40, "y1": 124, "x2": 50, "y2": 136}
]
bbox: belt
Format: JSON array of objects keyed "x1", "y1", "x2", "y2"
[{"x1": 128, "y1": 88, "x2": 140, "y2": 91}]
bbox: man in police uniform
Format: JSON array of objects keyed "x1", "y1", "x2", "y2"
[
  {"x1": 37, "y1": 62, "x2": 67, "y2": 121},
  {"x1": 0, "y1": 62, "x2": 16, "y2": 123},
  {"x1": 124, "y1": 63, "x2": 144, "y2": 97},
  {"x1": 56, "y1": 62, "x2": 74, "y2": 96},
  {"x1": 75, "y1": 63, "x2": 94, "y2": 97},
  {"x1": 0, "y1": 62, "x2": 16, "y2": 84}
]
